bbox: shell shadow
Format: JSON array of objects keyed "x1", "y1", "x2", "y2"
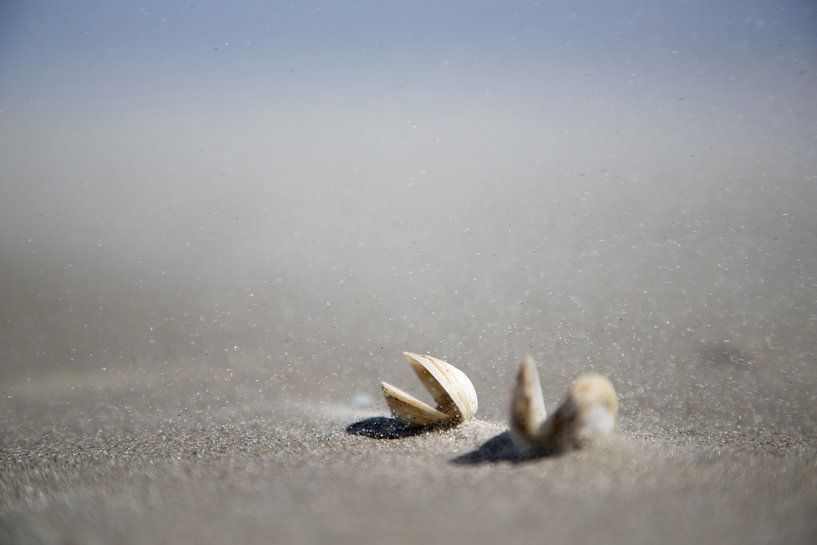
[
  {"x1": 345, "y1": 416, "x2": 431, "y2": 439},
  {"x1": 450, "y1": 430, "x2": 558, "y2": 465}
]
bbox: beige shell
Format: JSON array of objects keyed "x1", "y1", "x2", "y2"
[
  {"x1": 509, "y1": 355, "x2": 548, "y2": 452},
  {"x1": 509, "y1": 357, "x2": 618, "y2": 454},
  {"x1": 381, "y1": 352, "x2": 478, "y2": 427}
]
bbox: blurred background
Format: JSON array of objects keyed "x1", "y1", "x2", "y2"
[{"x1": 1, "y1": 0, "x2": 816, "y2": 433}]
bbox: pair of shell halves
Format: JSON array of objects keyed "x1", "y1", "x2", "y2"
[
  {"x1": 379, "y1": 352, "x2": 618, "y2": 455},
  {"x1": 381, "y1": 352, "x2": 478, "y2": 427},
  {"x1": 510, "y1": 356, "x2": 619, "y2": 454}
]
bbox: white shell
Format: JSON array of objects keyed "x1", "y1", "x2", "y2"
[
  {"x1": 537, "y1": 373, "x2": 618, "y2": 453},
  {"x1": 509, "y1": 355, "x2": 547, "y2": 452},
  {"x1": 509, "y1": 358, "x2": 618, "y2": 454},
  {"x1": 381, "y1": 352, "x2": 478, "y2": 427}
]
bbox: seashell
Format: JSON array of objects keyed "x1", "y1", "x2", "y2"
[
  {"x1": 381, "y1": 352, "x2": 478, "y2": 427},
  {"x1": 509, "y1": 355, "x2": 548, "y2": 452},
  {"x1": 509, "y1": 358, "x2": 618, "y2": 455}
]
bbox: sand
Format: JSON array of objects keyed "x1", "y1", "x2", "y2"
[{"x1": 2, "y1": 358, "x2": 816, "y2": 545}]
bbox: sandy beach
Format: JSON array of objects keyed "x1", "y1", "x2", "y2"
[
  {"x1": 2, "y1": 340, "x2": 816, "y2": 545},
  {"x1": 3, "y1": 118, "x2": 817, "y2": 544}
]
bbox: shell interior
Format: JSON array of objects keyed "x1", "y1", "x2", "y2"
[{"x1": 381, "y1": 381, "x2": 451, "y2": 426}]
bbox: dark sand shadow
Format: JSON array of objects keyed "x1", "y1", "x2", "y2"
[
  {"x1": 348, "y1": 418, "x2": 562, "y2": 463},
  {"x1": 346, "y1": 416, "x2": 432, "y2": 439},
  {"x1": 451, "y1": 430, "x2": 559, "y2": 465},
  {"x1": 450, "y1": 431, "x2": 519, "y2": 464},
  {"x1": 698, "y1": 341, "x2": 754, "y2": 368}
]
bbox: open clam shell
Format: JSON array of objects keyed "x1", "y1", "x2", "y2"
[
  {"x1": 509, "y1": 358, "x2": 618, "y2": 455},
  {"x1": 381, "y1": 352, "x2": 478, "y2": 427}
]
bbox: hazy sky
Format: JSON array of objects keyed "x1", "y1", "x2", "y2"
[{"x1": 1, "y1": 1, "x2": 815, "y2": 115}]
